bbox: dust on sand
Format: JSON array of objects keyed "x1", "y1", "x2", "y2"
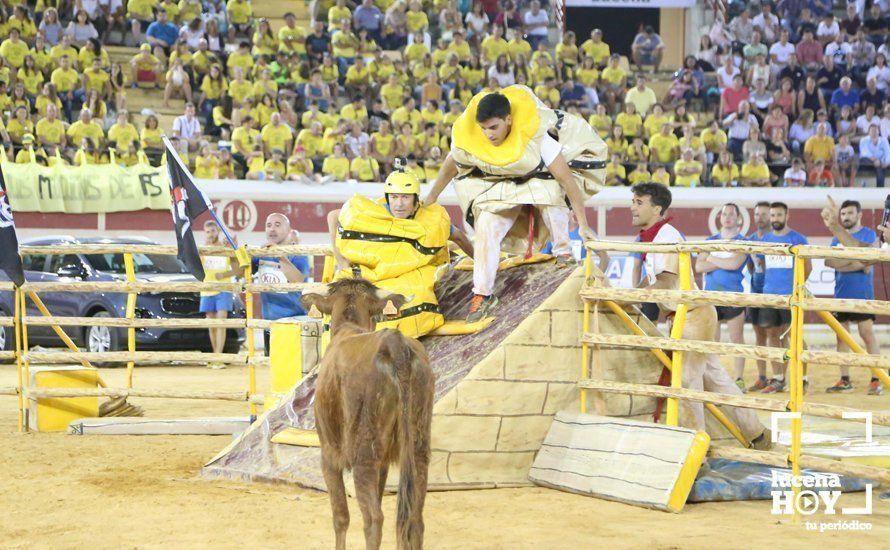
[{"x1": 0, "y1": 362, "x2": 887, "y2": 549}]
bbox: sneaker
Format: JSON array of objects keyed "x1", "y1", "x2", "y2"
[
  {"x1": 467, "y1": 294, "x2": 498, "y2": 323},
  {"x1": 868, "y1": 379, "x2": 884, "y2": 396},
  {"x1": 735, "y1": 378, "x2": 747, "y2": 393},
  {"x1": 761, "y1": 378, "x2": 786, "y2": 394},
  {"x1": 826, "y1": 379, "x2": 853, "y2": 393},
  {"x1": 554, "y1": 255, "x2": 576, "y2": 268},
  {"x1": 747, "y1": 376, "x2": 769, "y2": 392}
]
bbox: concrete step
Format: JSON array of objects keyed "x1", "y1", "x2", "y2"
[{"x1": 254, "y1": 1, "x2": 309, "y2": 20}]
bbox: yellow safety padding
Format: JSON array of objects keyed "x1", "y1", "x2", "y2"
[
  {"x1": 454, "y1": 253, "x2": 555, "y2": 272},
  {"x1": 32, "y1": 368, "x2": 99, "y2": 432},
  {"x1": 426, "y1": 317, "x2": 495, "y2": 336},
  {"x1": 452, "y1": 85, "x2": 544, "y2": 167},
  {"x1": 271, "y1": 427, "x2": 321, "y2": 447},
  {"x1": 335, "y1": 195, "x2": 452, "y2": 338},
  {"x1": 666, "y1": 430, "x2": 711, "y2": 513},
  {"x1": 267, "y1": 320, "x2": 303, "y2": 410}
]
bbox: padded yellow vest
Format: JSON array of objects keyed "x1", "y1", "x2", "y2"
[{"x1": 335, "y1": 194, "x2": 451, "y2": 338}]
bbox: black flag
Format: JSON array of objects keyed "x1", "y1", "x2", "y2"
[
  {"x1": 165, "y1": 137, "x2": 211, "y2": 281},
  {"x1": 0, "y1": 164, "x2": 25, "y2": 287}
]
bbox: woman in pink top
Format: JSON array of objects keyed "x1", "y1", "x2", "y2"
[
  {"x1": 761, "y1": 104, "x2": 789, "y2": 140},
  {"x1": 772, "y1": 77, "x2": 796, "y2": 118}
]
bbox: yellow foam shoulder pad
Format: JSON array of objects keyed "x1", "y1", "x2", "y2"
[
  {"x1": 454, "y1": 253, "x2": 555, "y2": 272},
  {"x1": 271, "y1": 427, "x2": 321, "y2": 447},
  {"x1": 426, "y1": 317, "x2": 495, "y2": 336}
]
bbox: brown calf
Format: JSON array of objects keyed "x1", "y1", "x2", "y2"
[{"x1": 302, "y1": 279, "x2": 435, "y2": 550}]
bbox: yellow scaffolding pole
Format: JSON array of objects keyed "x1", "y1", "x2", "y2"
[
  {"x1": 816, "y1": 310, "x2": 890, "y2": 387},
  {"x1": 14, "y1": 287, "x2": 23, "y2": 432},
  {"x1": 244, "y1": 259, "x2": 256, "y2": 420},
  {"x1": 21, "y1": 290, "x2": 31, "y2": 431},
  {"x1": 788, "y1": 251, "x2": 806, "y2": 523},
  {"x1": 580, "y1": 254, "x2": 591, "y2": 414},
  {"x1": 666, "y1": 252, "x2": 691, "y2": 427},
  {"x1": 599, "y1": 298, "x2": 750, "y2": 447},
  {"x1": 124, "y1": 253, "x2": 137, "y2": 388}
]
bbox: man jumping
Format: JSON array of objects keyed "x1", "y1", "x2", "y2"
[{"x1": 425, "y1": 86, "x2": 608, "y2": 322}]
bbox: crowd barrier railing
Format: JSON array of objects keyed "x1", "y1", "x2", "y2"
[
  {"x1": 578, "y1": 239, "x2": 890, "y2": 521},
  {"x1": 0, "y1": 243, "x2": 333, "y2": 431}
]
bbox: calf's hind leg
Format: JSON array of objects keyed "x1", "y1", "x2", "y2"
[{"x1": 321, "y1": 456, "x2": 350, "y2": 550}]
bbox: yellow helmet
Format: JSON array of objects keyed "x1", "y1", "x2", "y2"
[{"x1": 383, "y1": 170, "x2": 421, "y2": 195}]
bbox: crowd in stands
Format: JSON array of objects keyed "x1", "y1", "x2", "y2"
[{"x1": 0, "y1": 0, "x2": 887, "y2": 187}]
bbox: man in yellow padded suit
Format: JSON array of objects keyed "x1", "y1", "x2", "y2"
[
  {"x1": 425, "y1": 85, "x2": 609, "y2": 322},
  {"x1": 327, "y1": 168, "x2": 474, "y2": 337}
]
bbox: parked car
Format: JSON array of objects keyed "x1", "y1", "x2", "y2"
[{"x1": 0, "y1": 236, "x2": 246, "y2": 362}]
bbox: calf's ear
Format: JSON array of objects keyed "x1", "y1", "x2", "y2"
[
  {"x1": 371, "y1": 288, "x2": 409, "y2": 317},
  {"x1": 301, "y1": 284, "x2": 334, "y2": 316}
]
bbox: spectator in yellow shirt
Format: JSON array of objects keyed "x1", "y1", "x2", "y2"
[
  {"x1": 625, "y1": 137, "x2": 650, "y2": 165},
  {"x1": 261, "y1": 113, "x2": 294, "y2": 155},
  {"x1": 286, "y1": 147, "x2": 314, "y2": 182},
  {"x1": 264, "y1": 149, "x2": 287, "y2": 181},
  {"x1": 481, "y1": 25, "x2": 509, "y2": 63},
  {"x1": 107, "y1": 110, "x2": 139, "y2": 148},
  {"x1": 0, "y1": 29, "x2": 29, "y2": 69},
  {"x1": 600, "y1": 53, "x2": 627, "y2": 115},
  {"x1": 710, "y1": 151, "x2": 740, "y2": 187},
  {"x1": 51, "y1": 54, "x2": 79, "y2": 120},
  {"x1": 673, "y1": 148, "x2": 704, "y2": 187},
  {"x1": 604, "y1": 152, "x2": 626, "y2": 186},
  {"x1": 322, "y1": 143, "x2": 351, "y2": 180},
  {"x1": 7, "y1": 106, "x2": 34, "y2": 144},
  {"x1": 130, "y1": 43, "x2": 162, "y2": 88},
  {"x1": 35, "y1": 103, "x2": 67, "y2": 149},
  {"x1": 226, "y1": 0, "x2": 253, "y2": 40},
  {"x1": 350, "y1": 144, "x2": 381, "y2": 181},
  {"x1": 406, "y1": 0, "x2": 429, "y2": 33},
  {"x1": 615, "y1": 102, "x2": 644, "y2": 139},
  {"x1": 740, "y1": 152, "x2": 772, "y2": 187},
  {"x1": 651, "y1": 165, "x2": 671, "y2": 186},
  {"x1": 648, "y1": 123, "x2": 680, "y2": 165},
  {"x1": 627, "y1": 161, "x2": 651, "y2": 185},
  {"x1": 370, "y1": 120, "x2": 396, "y2": 172},
  {"x1": 327, "y1": 0, "x2": 352, "y2": 32},
  {"x1": 226, "y1": 41, "x2": 253, "y2": 79},
  {"x1": 67, "y1": 108, "x2": 106, "y2": 148},
  {"x1": 581, "y1": 29, "x2": 611, "y2": 67},
  {"x1": 194, "y1": 143, "x2": 220, "y2": 178},
  {"x1": 701, "y1": 119, "x2": 728, "y2": 163},
  {"x1": 803, "y1": 122, "x2": 835, "y2": 169},
  {"x1": 245, "y1": 144, "x2": 267, "y2": 180}
]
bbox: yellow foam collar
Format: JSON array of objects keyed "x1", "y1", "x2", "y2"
[{"x1": 452, "y1": 86, "x2": 541, "y2": 167}]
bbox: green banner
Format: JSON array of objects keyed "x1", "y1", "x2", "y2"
[{"x1": 2, "y1": 162, "x2": 171, "y2": 213}]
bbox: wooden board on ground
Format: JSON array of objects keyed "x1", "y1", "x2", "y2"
[
  {"x1": 68, "y1": 417, "x2": 251, "y2": 435},
  {"x1": 529, "y1": 411, "x2": 710, "y2": 513}
]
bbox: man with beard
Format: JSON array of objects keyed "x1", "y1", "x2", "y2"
[
  {"x1": 630, "y1": 183, "x2": 773, "y2": 449},
  {"x1": 744, "y1": 201, "x2": 771, "y2": 391},
  {"x1": 253, "y1": 213, "x2": 311, "y2": 355},
  {"x1": 821, "y1": 199, "x2": 883, "y2": 395},
  {"x1": 758, "y1": 202, "x2": 811, "y2": 394},
  {"x1": 695, "y1": 203, "x2": 748, "y2": 392}
]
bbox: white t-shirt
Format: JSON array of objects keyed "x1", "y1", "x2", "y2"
[
  {"x1": 769, "y1": 42, "x2": 795, "y2": 65},
  {"x1": 523, "y1": 10, "x2": 549, "y2": 36},
  {"x1": 783, "y1": 167, "x2": 807, "y2": 187},
  {"x1": 716, "y1": 66, "x2": 740, "y2": 90},
  {"x1": 173, "y1": 115, "x2": 201, "y2": 139},
  {"x1": 541, "y1": 133, "x2": 562, "y2": 166},
  {"x1": 816, "y1": 21, "x2": 840, "y2": 39},
  {"x1": 856, "y1": 114, "x2": 881, "y2": 135},
  {"x1": 645, "y1": 223, "x2": 683, "y2": 285}
]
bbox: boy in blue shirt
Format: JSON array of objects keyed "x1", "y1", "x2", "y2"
[
  {"x1": 695, "y1": 203, "x2": 748, "y2": 391},
  {"x1": 759, "y1": 202, "x2": 812, "y2": 394},
  {"x1": 253, "y1": 213, "x2": 311, "y2": 355},
  {"x1": 745, "y1": 201, "x2": 771, "y2": 391},
  {"x1": 822, "y1": 200, "x2": 882, "y2": 395}
]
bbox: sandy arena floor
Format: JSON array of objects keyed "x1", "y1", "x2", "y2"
[{"x1": 0, "y1": 358, "x2": 888, "y2": 549}]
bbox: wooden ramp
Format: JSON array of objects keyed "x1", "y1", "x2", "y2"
[{"x1": 201, "y1": 263, "x2": 668, "y2": 490}]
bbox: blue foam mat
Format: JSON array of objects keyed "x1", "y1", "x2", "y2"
[{"x1": 689, "y1": 459, "x2": 869, "y2": 502}]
